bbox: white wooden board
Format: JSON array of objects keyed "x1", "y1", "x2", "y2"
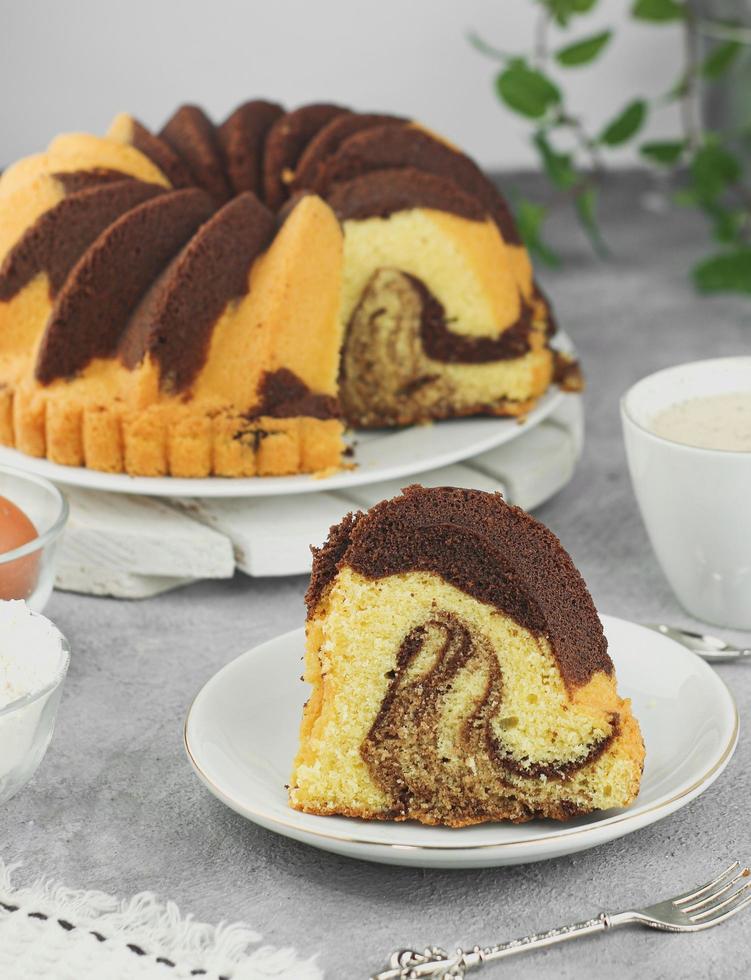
[{"x1": 61, "y1": 488, "x2": 235, "y2": 578}]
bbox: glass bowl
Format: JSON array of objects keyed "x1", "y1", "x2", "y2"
[
  {"x1": 0, "y1": 464, "x2": 68, "y2": 612},
  {"x1": 0, "y1": 611, "x2": 70, "y2": 805}
]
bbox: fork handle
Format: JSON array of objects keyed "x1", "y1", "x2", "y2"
[{"x1": 370, "y1": 912, "x2": 627, "y2": 979}]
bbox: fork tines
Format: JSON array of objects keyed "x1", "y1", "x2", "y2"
[{"x1": 674, "y1": 862, "x2": 751, "y2": 926}]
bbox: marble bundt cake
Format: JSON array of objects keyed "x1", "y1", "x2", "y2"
[
  {"x1": 0, "y1": 100, "x2": 572, "y2": 477},
  {"x1": 290, "y1": 486, "x2": 643, "y2": 826}
]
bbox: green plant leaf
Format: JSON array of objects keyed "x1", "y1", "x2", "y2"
[
  {"x1": 515, "y1": 199, "x2": 561, "y2": 266},
  {"x1": 533, "y1": 131, "x2": 577, "y2": 189},
  {"x1": 495, "y1": 63, "x2": 561, "y2": 118},
  {"x1": 599, "y1": 100, "x2": 647, "y2": 145},
  {"x1": 640, "y1": 139, "x2": 686, "y2": 165},
  {"x1": 555, "y1": 30, "x2": 612, "y2": 66},
  {"x1": 700, "y1": 201, "x2": 746, "y2": 244},
  {"x1": 631, "y1": 0, "x2": 685, "y2": 22},
  {"x1": 543, "y1": 0, "x2": 598, "y2": 27},
  {"x1": 701, "y1": 40, "x2": 743, "y2": 79},
  {"x1": 574, "y1": 186, "x2": 609, "y2": 256},
  {"x1": 690, "y1": 141, "x2": 742, "y2": 201},
  {"x1": 692, "y1": 248, "x2": 751, "y2": 293}
]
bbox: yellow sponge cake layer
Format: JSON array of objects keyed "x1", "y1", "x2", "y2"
[
  {"x1": 340, "y1": 208, "x2": 522, "y2": 339},
  {"x1": 0, "y1": 134, "x2": 169, "y2": 200},
  {"x1": 249, "y1": 194, "x2": 344, "y2": 397},
  {"x1": 193, "y1": 195, "x2": 343, "y2": 405},
  {"x1": 0, "y1": 278, "x2": 51, "y2": 390}
]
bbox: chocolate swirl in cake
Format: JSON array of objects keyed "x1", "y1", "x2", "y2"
[
  {"x1": 362, "y1": 614, "x2": 618, "y2": 821},
  {"x1": 307, "y1": 486, "x2": 612, "y2": 690},
  {"x1": 160, "y1": 105, "x2": 233, "y2": 205},
  {"x1": 119, "y1": 192, "x2": 277, "y2": 392},
  {"x1": 127, "y1": 117, "x2": 194, "y2": 189},
  {"x1": 407, "y1": 273, "x2": 533, "y2": 363},
  {"x1": 338, "y1": 269, "x2": 538, "y2": 427},
  {"x1": 253, "y1": 368, "x2": 339, "y2": 420},
  {"x1": 263, "y1": 103, "x2": 350, "y2": 210},
  {"x1": 292, "y1": 113, "x2": 405, "y2": 192},
  {"x1": 35, "y1": 188, "x2": 215, "y2": 384},
  {"x1": 218, "y1": 100, "x2": 284, "y2": 197},
  {"x1": 0, "y1": 180, "x2": 165, "y2": 301}
]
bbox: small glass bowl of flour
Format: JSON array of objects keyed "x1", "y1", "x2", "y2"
[{"x1": 0, "y1": 600, "x2": 70, "y2": 804}]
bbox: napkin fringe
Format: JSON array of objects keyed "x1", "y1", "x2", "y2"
[{"x1": 0, "y1": 860, "x2": 322, "y2": 979}]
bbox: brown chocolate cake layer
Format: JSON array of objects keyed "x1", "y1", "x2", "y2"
[
  {"x1": 262, "y1": 103, "x2": 349, "y2": 209},
  {"x1": 128, "y1": 117, "x2": 194, "y2": 188},
  {"x1": 292, "y1": 113, "x2": 405, "y2": 191},
  {"x1": 218, "y1": 100, "x2": 284, "y2": 197},
  {"x1": 119, "y1": 192, "x2": 276, "y2": 391},
  {"x1": 406, "y1": 273, "x2": 533, "y2": 362},
  {"x1": 326, "y1": 167, "x2": 487, "y2": 222},
  {"x1": 54, "y1": 169, "x2": 134, "y2": 193},
  {"x1": 315, "y1": 125, "x2": 522, "y2": 244},
  {"x1": 254, "y1": 368, "x2": 340, "y2": 419},
  {"x1": 35, "y1": 188, "x2": 215, "y2": 384},
  {"x1": 553, "y1": 351, "x2": 585, "y2": 392},
  {"x1": 0, "y1": 180, "x2": 165, "y2": 300},
  {"x1": 307, "y1": 485, "x2": 612, "y2": 689},
  {"x1": 160, "y1": 105, "x2": 232, "y2": 204}
]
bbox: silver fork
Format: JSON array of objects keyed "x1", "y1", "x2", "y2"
[{"x1": 371, "y1": 862, "x2": 751, "y2": 979}]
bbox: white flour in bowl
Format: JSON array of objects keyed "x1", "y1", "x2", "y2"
[
  {"x1": 0, "y1": 600, "x2": 67, "y2": 795},
  {"x1": 0, "y1": 601, "x2": 64, "y2": 709}
]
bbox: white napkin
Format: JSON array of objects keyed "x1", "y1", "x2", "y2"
[{"x1": 0, "y1": 860, "x2": 322, "y2": 980}]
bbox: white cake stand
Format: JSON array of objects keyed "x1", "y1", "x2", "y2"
[{"x1": 43, "y1": 393, "x2": 583, "y2": 597}]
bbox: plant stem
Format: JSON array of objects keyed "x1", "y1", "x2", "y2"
[
  {"x1": 697, "y1": 18, "x2": 751, "y2": 44},
  {"x1": 466, "y1": 31, "x2": 510, "y2": 62},
  {"x1": 533, "y1": 7, "x2": 603, "y2": 176},
  {"x1": 534, "y1": 7, "x2": 550, "y2": 68},
  {"x1": 556, "y1": 111, "x2": 606, "y2": 174},
  {"x1": 681, "y1": 9, "x2": 703, "y2": 151}
]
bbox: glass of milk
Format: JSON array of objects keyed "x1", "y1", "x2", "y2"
[{"x1": 621, "y1": 357, "x2": 751, "y2": 629}]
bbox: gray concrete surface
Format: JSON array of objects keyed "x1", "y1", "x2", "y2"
[{"x1": 4, "y1": 175, "x2": 751, "y2": 979}]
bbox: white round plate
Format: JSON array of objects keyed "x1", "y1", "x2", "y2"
[
  {"x1": 0, "y1": 334, "x2": 574, "y2": 497},
  {"x1": 0, "y1": 390, "x2": 562, "y2": 498},
  {"x1": 184, "y1": 615, "x2": 738, "y2": 868}
]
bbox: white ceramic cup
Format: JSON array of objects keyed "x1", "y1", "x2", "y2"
[{"x1": 621, "y1": 356, "x2": 751, "y2": 629}]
